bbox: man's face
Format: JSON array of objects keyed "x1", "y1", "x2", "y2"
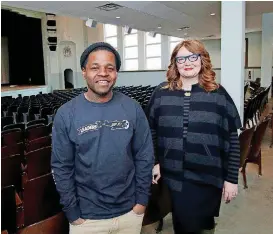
[{"x1": 82, "y1": 50, "x2": 117, "y2": 96}]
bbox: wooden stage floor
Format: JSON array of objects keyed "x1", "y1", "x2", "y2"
[
  {"x1": 1, "y1": 85, "x2": 49, "y2": 98},
  {"x1": 1, "y1": 85, "x2": 47, "y2": 92}
]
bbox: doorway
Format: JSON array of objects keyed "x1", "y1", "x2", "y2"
[{"x1": 64, "y1": 69, "x2": 74, "y2": 89}]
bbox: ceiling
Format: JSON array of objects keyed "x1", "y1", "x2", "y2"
[{"x1": 2, "y1": 1, "x2": 273, "y2": 39}]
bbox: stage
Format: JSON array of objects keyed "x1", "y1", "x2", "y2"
[{"x1": 1, "y1": 85, "x2": 50, "y2": 98}]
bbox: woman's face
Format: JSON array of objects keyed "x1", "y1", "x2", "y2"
[{"x1": 175, "y1": 46, "x2": 202, "y2": 79}]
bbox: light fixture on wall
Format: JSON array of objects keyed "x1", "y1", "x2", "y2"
[
  {"x1": 210, "y1": 13, "x2": 216, "y2": 16},
  {"x1": 85, "y1": 18, "x2": 97, "y2": 28}
]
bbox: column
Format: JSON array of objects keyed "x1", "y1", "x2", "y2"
[
  {"x1": 221, "y1": 1, "x2": 245, "y2": 122},
  {"x1": 261, "y1": 13, "x2": 273, "y2": 88}
]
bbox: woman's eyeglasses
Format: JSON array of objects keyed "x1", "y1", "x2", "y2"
[{"x1": 175, "y1": 54, "x2": 200, "y2": 64}]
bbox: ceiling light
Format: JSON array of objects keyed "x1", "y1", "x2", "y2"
[
  {"x1": 157, "y1": 25, "x2": 162, "y2": 29},
  {"x1": 177, "y1": 26, "x2": 190, "y2": 31},
  {"x1": 210, "y1": 13, "x2": 216, "y2": 16},
  {"x1": 116, "y1": 16, "x2": 120, "y2": 19}
]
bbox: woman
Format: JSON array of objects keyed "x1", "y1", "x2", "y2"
[{"x1": 146, "y1": 40, "x2": 242, "y2": 234}]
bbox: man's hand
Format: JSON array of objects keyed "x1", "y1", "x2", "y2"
[
  {"x1": 222, "y1": 181, "x2": 238, "y2": 203},
  {"x1": 133, "y1": 204, "x2": 146, "y2": 215},
  {"x1": 71, "y1": 218, "x2": 85, "y2": 225},
  {"x1": 152, "y1": 164, "x2": 161, "y2": 184}
]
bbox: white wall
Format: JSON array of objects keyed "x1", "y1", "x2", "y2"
[
  {"x1": 116, "y1": 70, "x2": 222, "y2": 87},
  {"x1": 202, "y1": 39, "x2": 222, "y2": 69},
  {"x1": 202, "y1": 31, "x2": 264, "y2": 69},
  {"x1": 246, "y1": 32, "x2": 262, "y2": 67}
]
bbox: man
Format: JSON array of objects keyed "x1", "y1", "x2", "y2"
[{"x1": 51, "y1": 42, "x2": 154, "y2": 234}]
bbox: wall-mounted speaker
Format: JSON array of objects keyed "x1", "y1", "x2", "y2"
[
  {"x1": 47, "y1": 20, "x2": 56, "y2": 27},
  {"x1": 47, "y1": 37, "x2": 57, "y2": 44},
  {"x1": 85, "y1": 19, "x2": 97, "y2": 28},
  {"x1": 124, "y1": 26, "x2": 132, "y2": 34},
  {"x1": 148, "y1": 32, "x2": 157, "y2": 38},
  {"x1": 49, "y1": 45, "x2": 57, "y2": 51}
]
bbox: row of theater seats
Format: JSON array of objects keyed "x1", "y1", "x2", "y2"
[
  {"x1": 1, "y1": 85, "x2": 156, "y2": 130},
  {"x1": 1, "y1": 115, "x2": 63, "y2": 233},
  {"x1": 1, "y1": 85, "x2": 156, "y2": 234}
]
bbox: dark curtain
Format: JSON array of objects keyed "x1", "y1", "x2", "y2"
[{"x1": 1, "y1": 9, "x2": 45, "y2": 85}]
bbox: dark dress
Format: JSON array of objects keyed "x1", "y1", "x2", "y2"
[{"x1": 169, "y1": 90, "x2": 222, "y2": 233}]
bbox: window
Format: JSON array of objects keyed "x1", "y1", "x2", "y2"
[
  {"x1": 104, "y1": 24, "x2": 118, "y2": 49},
  {"x1": 169, "y1": 36, "x2": 183, "y2": 56},
  {"x1": 123, "y1": 29, "x2": 138, "y2": 70},
  {"x1": 145, "y1": 32, "x2": 161, "y2": 70}
]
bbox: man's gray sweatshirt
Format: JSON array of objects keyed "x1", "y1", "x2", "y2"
[{"x1": 51, "y1": 92, "x2": 154, "y2": 222}]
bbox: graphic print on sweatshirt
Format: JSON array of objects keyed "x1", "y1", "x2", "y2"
[{"x1": 77, "y1": 120, "x2": 130, "y2": 135}]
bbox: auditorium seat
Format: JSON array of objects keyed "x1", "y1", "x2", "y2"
[
  {"x1": 24, "y1": 146, "x2": 52, "y2": 179},
  {"x1": 241, "y1": 115, "x2": 271, "y2": 188},
  {"x1": 26, "y1": 119, "x2": 47, "y2": 128},
  {"x1": 1, "y1": 185, "x2": 17, "y2": 234},
  {"x1": 1, "y1": 154, "x2": 23, "y2": 192},
  {"x1": 25, "y1": 124, "x2": 48, "y2": 141},
  {"x1": 16, "y1": 106, "x2": 29, "y2": 123},
  {"x1": 1, "y1": 142, "x2": 24, "y2": 159},
  {"x1": 25, "y1": 136, "x2": 51, "y2": 153},
  {"x1": 3, "y1": 123, "x2": 25, "y2": 132},
  {"x1": 23, "y1": 173, "x2": 62, "y2": 226},
  {"x1": 1, "y1": 116, "x2": 14, "y2": 130},
  {"x1": 239, "y1": 127, "x2": 255, "y2": 189},
  {"x1": 1, "y1": 128, "x2": 23, "y2": 146},
  {"x1": 17, "y1": 212, "x2": 69, "y2": 234}
]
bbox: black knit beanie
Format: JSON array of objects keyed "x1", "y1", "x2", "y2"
[{"x1": 80, "y1": 42, "x2": 121, "y2": 71}]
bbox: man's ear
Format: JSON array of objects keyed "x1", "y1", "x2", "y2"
[{"x1": 82, "y1": 67, "x2": 86, "y2": 79}]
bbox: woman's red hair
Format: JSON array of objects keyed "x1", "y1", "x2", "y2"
[{"x1": 164, "y1": 39, "x2": 219, "y2": 92}]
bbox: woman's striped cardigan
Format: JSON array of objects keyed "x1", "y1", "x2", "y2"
[{"x1": 146, "y1": 82, "x2": 242, "y2": 191}]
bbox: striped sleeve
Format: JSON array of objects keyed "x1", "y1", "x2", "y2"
[
  {"x1": 145, "y1": 84, "x2": 164, "y2": 165},
  {"x1": 225, "y1": 131, "x2": 240, "y2": 184},
  {"x1": 221, "y1": 86, "x2": 242, "y2": 184}
]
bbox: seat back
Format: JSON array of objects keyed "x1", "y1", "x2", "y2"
[
  {"x1": 1, "y1": 128, "x2": 23, "y2": 146},
  {"x1": 1, "y1": 185, "x2": 17, "y2": 234},
  {"x1": 17, "y1": 212, "x2": 69, "y2": 234},
  {"x1": 26, "y1": 136, "x2": 51, "y2": 153},
  {"x1": 1, "y1": 154, "x2": 23, "y2": 192},
  {"x1": 26, "y1": 124, "x2": 48, "y2": 141},
  {"x1": 1, "y1": 142, "x2": 24, "y2": 158},
  {"x1": 239, "y1": 127, "x2": 255, "y2": 167},
  {"x1": 1, "y1": 116, "x2": 14, "y2": 130},
  {"x1": 25, "y1": 146, "x2": 52, "y2": 179},
  {"x1": 3, "y1": 123, "x2": 25, "y2": 132},
  {"x1": 248, "y1": 116, "x2": 271, "y2": 160},
  {"x1": 23, "y1": 173, "x2": 61, "y2": 226},
  {"x1": 26, "y1": 119, "x2": 47, "y2": 128}
]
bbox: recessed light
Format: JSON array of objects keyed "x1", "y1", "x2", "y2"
[
  {"x1": 210, "y1": 13, "x2": 216, "y2": 16},
  {"x1": 116, "y1": 16, "x2": 120, "y2": 19}
]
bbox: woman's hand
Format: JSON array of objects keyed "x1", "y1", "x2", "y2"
[
  {"x1": 152, "y1": 164, "x2": 161, "y2": 184},
  {"x1": 222, "y1": 181, "x2": 238, "y2": 203}
]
